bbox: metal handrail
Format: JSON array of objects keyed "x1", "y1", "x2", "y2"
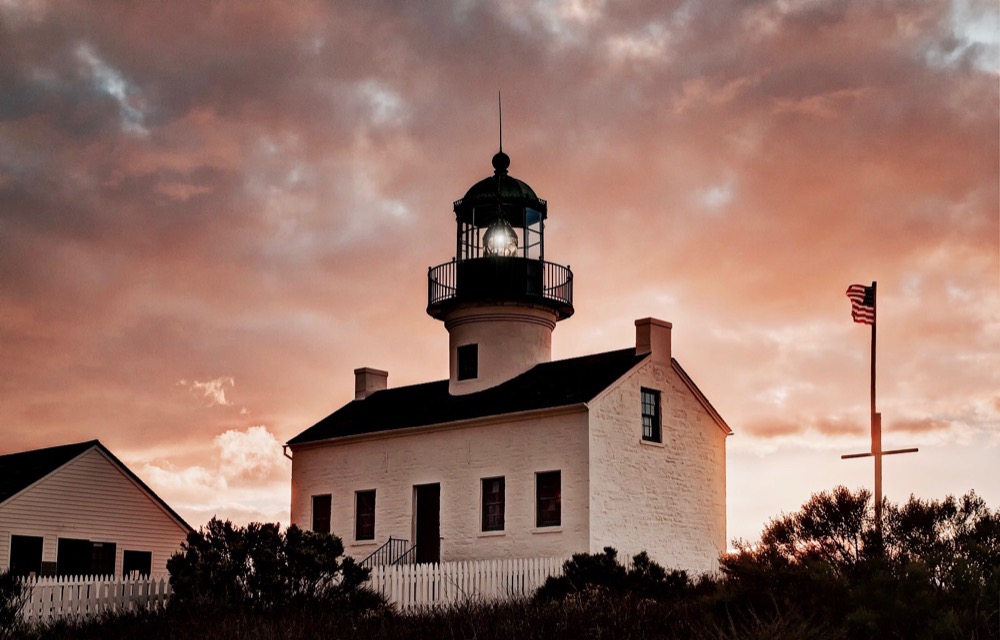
[
  {"x1": 359, "y1": 537, "x2": 410, "y2": 569},
  {"x1": 427, "y1": 258, "x2": 573, "y2": 309},
  {"x1": 392, "y1": 544, "x2": 418, "y2": 566}
]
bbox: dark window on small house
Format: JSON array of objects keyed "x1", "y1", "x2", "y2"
[
  {"x1": 355, "y1": 490, "x2": 376, "y2": 541},
  {"x1": 458, "y1": 344, "x2": 478, "y2": 380},
  {"x1": 312, "y1": 494, "x2": 332, "y2": 534},
  {"x1": 481, "y1": 477, "x2": 505, "y2": 532},
  {"x1": 536, "y1": 471, "x2": 561, "y2": 528},
  {"x1": 57, "y1": 538, "x2": 116, "y2": 576},
  {"x1": 641, "y1": 388, "x2": 661, "y2": 442},
  {"x1": 92, "y1": 542, "x2": 116, "y2": 576},
  {"x1": 122, "y1": 550, "x2": 152, "y2": 578},
  {"x1": 9, "y1": 535, "x2": 43, "y2": 577},
  {"x1": 56, "y1": 538, "x2": 92, "y2": 576}
]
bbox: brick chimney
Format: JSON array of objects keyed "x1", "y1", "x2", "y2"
[
  {"x1": 635, "y1": 318, "x2": 672, "y2": 361},
  {"x1": 354, "y1": 367, "x2": 388, "y2": 400}
]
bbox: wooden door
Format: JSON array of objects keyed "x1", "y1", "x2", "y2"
[{"x1": 414, "y1": 483, "x2": 440, "y2": 564}]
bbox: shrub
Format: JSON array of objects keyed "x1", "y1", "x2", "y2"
[
  {"x1": 0, "y1": 568, "x2": 28, "y2": 639},
  {"x1": 166, "y1": 517, "x2": 382, "y2": 614},
  {"x1": 535, "y1": 546, "x2": 699, "y2": 603},
  {"x1": 719, "y1": 487, "x2": 1000, "y2": 640}
]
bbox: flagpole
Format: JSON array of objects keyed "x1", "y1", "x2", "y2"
[
  {"x1": 844, "y1": 280, "x2": 917, "y2": 542},
  {"x1": 870, "y1": 280, "x2": 881, "y2": 532}
]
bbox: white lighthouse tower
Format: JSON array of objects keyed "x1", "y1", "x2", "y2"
[{"x1": 427, "y1": 150, "x2": 574, "y2": 395}]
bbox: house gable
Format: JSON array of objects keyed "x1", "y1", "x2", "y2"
[
  {"x1": 0, "y1": 441, "x2": 192, "y2": 575},
  {"x1": 0, "y1": 441, "x2": 97, "y2": 505},
  {"x1": 586, "y1": 355, "x2": 729, "y2": 574}
]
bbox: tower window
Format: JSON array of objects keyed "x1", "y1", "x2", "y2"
[
  {"x1": 458, "y1": 344, "x2": 478, "y2": 380},
  {"x1": 641, "y1": 388, "x2": 661, "y2": 442}
]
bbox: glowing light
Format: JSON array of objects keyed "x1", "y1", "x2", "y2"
[{"x1": 483, "y1": 218, "x2": 518, "y2": 257}]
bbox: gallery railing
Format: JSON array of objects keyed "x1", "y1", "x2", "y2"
[{"x1": 427, "y1": 258, "x2": 573, "y2": 314}]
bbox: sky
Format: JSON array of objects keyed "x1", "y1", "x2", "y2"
[{"x1": 1, "y1": 0, "x2": 998, "y2": 546}]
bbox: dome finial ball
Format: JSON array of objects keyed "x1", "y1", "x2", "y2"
[{"x1": 492, "y1": 151, "x2": 510, "y2": 174}]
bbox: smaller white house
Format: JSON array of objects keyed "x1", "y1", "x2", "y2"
[{"x1": 0, "y1": 440, "x2": 192, "y2": 577}]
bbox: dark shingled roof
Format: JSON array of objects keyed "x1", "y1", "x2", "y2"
[
  {"x1": 288, "y1": 348, "x2": 649, "y2": 446},
  {"x1": 0, "y1": 440, "x2": 97, "y2": 504},
  {"x1": 0, "y1": 440, "x2": 193, "y2": 532}
]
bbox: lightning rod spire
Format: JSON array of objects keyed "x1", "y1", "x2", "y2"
[{"x1": 498, "y1": 91, "x2": 503, "y2": 152}]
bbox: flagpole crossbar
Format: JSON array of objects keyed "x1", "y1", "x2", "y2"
[{"x1": 841, "y1": 447, "x2": 919, "y2": 460}]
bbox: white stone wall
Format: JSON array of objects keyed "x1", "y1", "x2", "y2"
[
  {"x1": 443, "y1": 304, "x2": 557, "y2": 395},
  {"x1": 588, "y1": 358, "x2": 728, "y2": 576},
  {"x1": 290, "y1": 408, "x2": 591, "y2": 562}
]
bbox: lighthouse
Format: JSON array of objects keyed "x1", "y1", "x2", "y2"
[{"x1": 426, "y1": 150, "x2": 574, "y2": 395}]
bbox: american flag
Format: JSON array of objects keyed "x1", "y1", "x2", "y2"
[{"x1": 846, "y1": 284, "x2": 875, "y2": 325}]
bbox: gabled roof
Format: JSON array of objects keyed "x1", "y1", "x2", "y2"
[
  {"x1": 0, "y1": 440, "x2": 193, "y2": 532},
  {"x1": 288, "y1": 348, "x2": 649, "y2": 446},
  {"x1": 0, "y1": 440, "x2": 97, "y2": 505}
]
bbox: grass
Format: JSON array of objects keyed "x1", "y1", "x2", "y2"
[{"x1": 12, "y1": 592, "x2": 849, "y2": 640}]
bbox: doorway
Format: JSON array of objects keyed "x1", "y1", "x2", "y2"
[{"x1": 413, "y1": 483, "x2": 440, "y2": 564}]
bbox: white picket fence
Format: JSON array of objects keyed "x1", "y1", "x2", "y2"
[
  {"x1": 19, "y1": 574, "x2": 172, "y2": 624},
  {"x1": 15, "y1": 557, "x2": 566, "y2": 623},
  {"x1": 368, "y1": 557, "x2": 566, "y2": 611}
]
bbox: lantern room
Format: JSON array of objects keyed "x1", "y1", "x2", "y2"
[
  {"x1": 427, "y1": 149, "x2": 574, "y2": 395},
  {"x1": 427, "y1": 151, "x2": 574, "y2": 321}
]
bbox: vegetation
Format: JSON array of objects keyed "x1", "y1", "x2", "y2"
[
  {"x1": 719, "y1": 487, "x2": 1000, "y2": 639},
  {"x1": 10, "y1": 489, "x2": 1000, "y2": 640},
  {"x1": 1, "y1": 568, "x2": 28, "y2": 639},
  {"x1": 535, "y1": 546, "x2": 707, "y2": 603},
  {"x1": 166, "y1": 517, "x2": 382, "y2": 613}
]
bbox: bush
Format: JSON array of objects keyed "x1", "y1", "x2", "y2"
[
  {"x1": 535, "y1": 546, "x2": 700, "y2": 603},
  {"x1": 719, "y1": 487, "x2": 1000, "y2": 640},
  {"x1": 166, "y1": 518, "x2": 382, "y2": 614},
  {"x1": 0, "y1": 568, "x2": 28, "y2": 639}
]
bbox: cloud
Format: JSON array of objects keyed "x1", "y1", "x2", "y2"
[
  {"x1": 216, "y1": 425, "x2": 284, "y2": 480},
  {"x1": 138, "y1": 425, "x2": 290, "y2": 526},
  {"x1": 179, "y1": 377, "x2": 236, "y2": 407}
]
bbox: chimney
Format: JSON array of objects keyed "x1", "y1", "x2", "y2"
[
  {"x1": 354, "y1": 367, "x2": 388, "y2": 400},
  {"x1": 635, "y1": 318, "x2": 672, "y2": 361}
]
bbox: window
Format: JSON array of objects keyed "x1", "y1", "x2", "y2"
[
  {"x1": 458, "y1": 344, "x2": 478, "y2": 380},
  {"x1": 91, "y1": 542, "x2": 116, "y2": 576},
  {"x1": 536, "y1": 471, "x2": 561, "y2": 527},
  {"x1": 355, "y1": 490, "x2": 376, "y2": 541},
  {"x1": 312, "y1": 494, "x2": 332, "y2": 534},
  {"x1": 122, "y1": 550, "x2": 152, "y2": 578},
  {"x1": 57, "y1": 538, "x2": 116, "y2": 576},
  {"x1": 481, "y1": 477, "x2": 505, "y2": 532},
  {"x1": 9, "y1": 535, "x2": 43, "y2": 577},
  {"x1": 641, "y1": 388, "x2": 661, "y2": 442}
]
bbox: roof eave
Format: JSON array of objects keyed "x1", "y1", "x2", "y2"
[
  {"x1": 671, "y1": 358, "x2": 734, "y2": 436},
  {"x1": 286, "y1": 402, "x2": 590, "y2": 452}
]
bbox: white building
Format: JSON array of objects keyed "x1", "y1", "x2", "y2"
[
  {"x1": 287, "y1": 150, "x2": 731, "y2": 575},
  {"x1": 0, "y1": 440, "x2": 191, "y2": 577}
]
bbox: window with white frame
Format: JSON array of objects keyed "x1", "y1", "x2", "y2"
[
  {"x1": 481, "y1": 476, "x2": 505, "y2": 532},
  {"x1": 641, "y1": 387, "x2": 661, "y2": 442},
  {"x1": 535, "y1": 470, "x2": 561, "y2": 527},
  {"x1": 355, "y1": 490, "x2": 376, "y2": 540}
]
